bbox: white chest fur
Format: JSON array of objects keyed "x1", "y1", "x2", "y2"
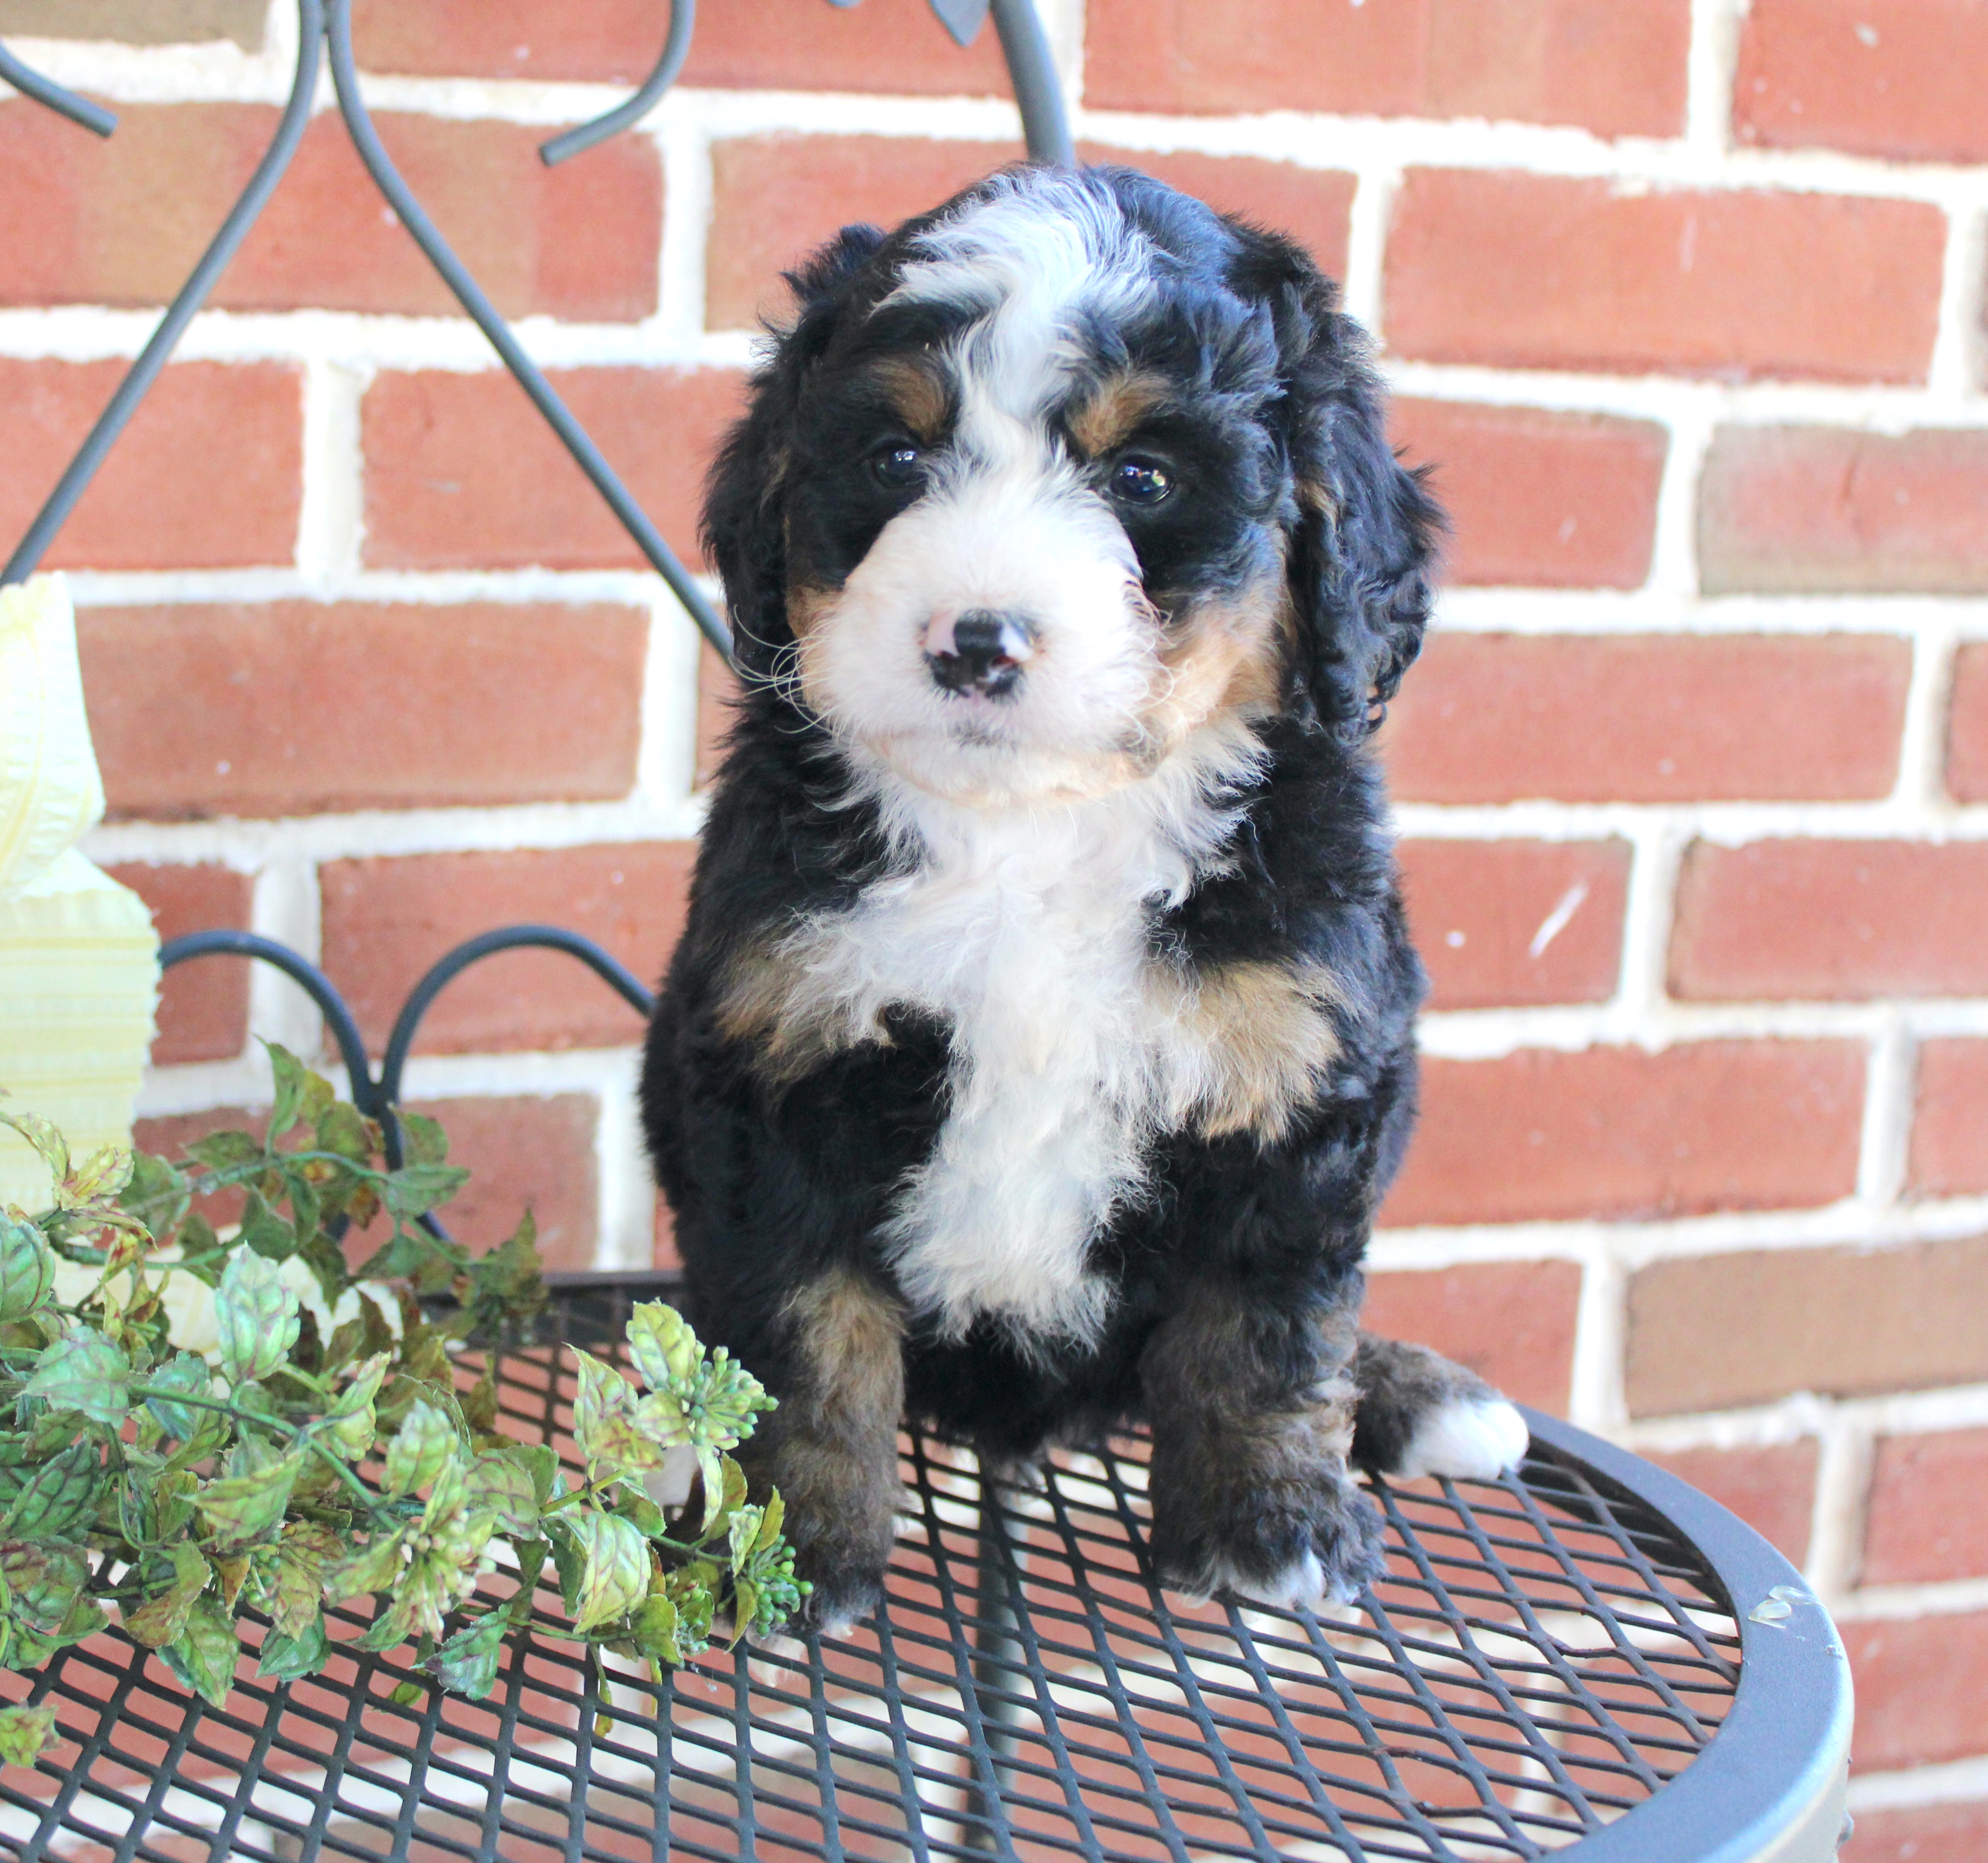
[{"x1": 785, "y1": 747, "x2": 1251, "y2": 1349}]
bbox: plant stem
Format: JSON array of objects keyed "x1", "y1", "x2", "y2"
[{"x1": 128, "y1": 1381, "x2": 386, "y2": 1520}]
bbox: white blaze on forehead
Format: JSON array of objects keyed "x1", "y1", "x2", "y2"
[{"x1": 885, "y1": 173, "x2": 1156, "y2": 421}]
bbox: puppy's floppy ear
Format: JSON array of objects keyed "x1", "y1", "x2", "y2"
[
  {"x1": 701, "y1": 224, "x2": 887, "y2": 682},
  {"x1": 1230, "y1": 228, "x2": 1441, "y2": 739}
]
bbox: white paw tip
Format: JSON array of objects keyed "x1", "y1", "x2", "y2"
[
  {"x1": 1228, "y1": 1551, "x2": 1357, "y2": 1613},
  {"x1": 1395, "y1": 1396, "x2": 1530, "y2": 1483}
]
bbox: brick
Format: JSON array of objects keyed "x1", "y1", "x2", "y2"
[
  {"x1": 361, "y1": 368, "x2": 743, "y2": 572},
  {"x1": 1843, "y1": 1800, "x2": 1988, "y2": 1863},
  {"x1": 0, "y1": 358, "x2": 299, "y2": 570},
  {"x1": 1864, "y1": 1428, "x2": 1988, "y2": 1587},
  {"x1": 1384, "y1": 169, "x2": 1945, "y2": 385},
  {"x1": 1948, "y1": 646, "x2": 1988, "y2": 801},
  {"x1": 1736, "y1": 0, "x2": 1988, "y2": 165},
  {"x1": 1672, "y1": 840, "x2": 1988, "y2": 1003},
  {"x1": 1381, "y1": 633, "x2": 1910, "y2": 804},
  {"x1": 1079, "y1": 146, "x2": 1357, "y2": 281},
  {"x1": 707, "y1": 134, "x2": 1020, "y2": 330},
  {"x1": 105, "y1": 864, "x2": 251, "y2": 1066},
  {"x1": 1640, "y1": 1442, "x2": 1818, "y2": 1566},
  {"x1": 349, "y1": 0, "x2": 1013, "y2": 94},
  {"x1": 1389, "y1": 401, "x2": 1664, "y2": 589},
  {"x1": 1625, "y1": 1236, "x2": 1988, "y2": 1417},
  {"x1": 1383, "y1": 1041, "x2": 1864, "y2": 1229},
  {"x1": 1085, "y1": 0, "x2": 1690, "y2": 138},
  {"x1": 318, "y1": 843, "x2": 694, "y2": 1056},
  {"x1": 1360, "y1": 1261, "x2": 1580, "y2": 1411},
  {"x1": 1397, "y1": 838, "x2": 1629, "y2": 1010},
  {"x1": 0, "y1": 0, "x2": 262, "y2": 46},
  {"x1": 1842, "y1": 1612, "x2": 1988, "y2": 1772},
  {"x1": 79, "y1": 602, "x2": 646, "y2": 820},
  {"x1": 400, "y1": 1095, "x2": 599, "y2": 1275},
  {"x1": 1700, "y1": 426, "x2": 1988, "y2": 597},
  {"x1": 1910, "y1": 1039, "x2": 1988, "y2": 1198},
  {"x1": 0, "y1": 104, "x2": 659, "y2": 321}
]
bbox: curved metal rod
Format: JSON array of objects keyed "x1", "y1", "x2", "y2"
[
  {"x1": 158, "y1": 928, "x2": 379, "y2": 1120},
  {"x1": 0, "y1": 40, "x2": 117, "y2": 137},
  {"x1": 990, "y1": 0, "x2": 1073, "y2": 166},
  {"x1": 323, "y1": 0, "x2": 731, "y2": 663},
  {"x1": 0, "y1": 0, "x2": 321, "y2": 587},
  {"x1": 540, "y1": 0, "x2": 694, "y2": 168},
  {"x1": 378, "y1": 926, "x2": 654, "y2": 1111}
]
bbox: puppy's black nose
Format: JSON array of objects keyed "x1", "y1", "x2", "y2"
[{"x1": 926, "y1": 608, "x2": 1033, "y2": 698}]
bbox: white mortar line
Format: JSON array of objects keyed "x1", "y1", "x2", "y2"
[
  {"x1": 1339, "y1": 163, "x2": 1396, "y2": 341},
  {"x1": 246, "y1": 856, "x2": 323, "y2": 1064},
  {"x1": 1683, "y1": 0, "x2": 1743, "y2": 161},
  {"x1": 1803, "y1": 1412, "x2": 1874, "y2": 1600},
  {"x1": 294, "y1": 355, "x2": 366, "y2": 584},
  {"x1": 1645, "y1": 402, "x2": 1714, "y2": 598},
  {"x1": 1847, "y1": 1754, "x2": 1988, "y2": 1814},
  {"x1": 1932, "y1": 201, "x2": 1988, "y2": 397},
  {"x1": 634, "y1": 592, "x2": 706, "y2": 811},
  {"x1": 1856, "y1": 1017, "x2": 1915, "y2": 1207},
  {"x1": 1834, "y1": 1574, "x2": 1988, "y2": 1623},
  {"x1": 593, "y1": 1050, "x2": 656, "y2": 1272},
  {"x1": 1624, "y1": 1382, "x2": 1988, "y2": 1450},
  {"x1": 655, "y1": 116, "x2": 714, "y2": 348},
  {"x1": 1610, "y1": 819, "x2": 1689, "y2": 1029},
  {"x1": 1566, "y1": 1250, "x2": 1628, "y2": 1432}
]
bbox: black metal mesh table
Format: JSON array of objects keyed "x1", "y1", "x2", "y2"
[{"x1": 0, "y1": 1273, "x2": 1851, "y2": 1863}]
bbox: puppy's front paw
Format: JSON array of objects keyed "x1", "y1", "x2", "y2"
[
  {"x1": 1151, "y1": 1459, "x2": 1386, "y2": 1613},
  {"x1": 794, "y1": 1546, "x2": 889, "y2": 1639},
  {"x1": 1392, "y1": 1394, "x2": 1529, "y2": 1483},
  {"x1": 1351, "y1": 1334, "x2": 1530, "y2": 1482}
]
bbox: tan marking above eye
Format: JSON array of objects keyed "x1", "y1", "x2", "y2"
[
  {"x1": 1068, "y1": 370, "x2": 1173, "y2": 459},
  {"x1": 867, "y1": 357, "x2": 951, "y2": 445}
]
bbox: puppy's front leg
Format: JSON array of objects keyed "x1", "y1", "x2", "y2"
[
  {"x1": 746, "y1": 1267, "x2": 906, "y2": 1635},
  {"x1": 1141, "y1": 1274, "x2": 1385, "y2": 1610}
]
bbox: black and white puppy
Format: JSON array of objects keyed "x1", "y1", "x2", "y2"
[{"x1": 641, "y1": 163, "x2": 1528, "y2": 1632}]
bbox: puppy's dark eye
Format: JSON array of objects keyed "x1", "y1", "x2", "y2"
[
  {"x1": 870, "y1": 444, "x2": 925, "y2": 491},
  {"x1": 1110, "y1": 456, "x2": 1175, "y2": 506}
]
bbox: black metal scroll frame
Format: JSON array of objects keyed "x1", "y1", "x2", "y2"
[{"x1": 0, "y1": 0, "x2": 1075, "y2": 654}]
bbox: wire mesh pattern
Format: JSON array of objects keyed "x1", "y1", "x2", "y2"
[{"x1": 0, "y1": 1276, "x2": 1743, "y2": 1863}]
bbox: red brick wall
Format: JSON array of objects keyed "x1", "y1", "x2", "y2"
[{"x1": 10, "y1": 3, "x2": 1988, "y2": 1835}]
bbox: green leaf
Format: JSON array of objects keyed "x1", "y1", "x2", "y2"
[
  {"x1": 282, "y1": 1169, "x2": 321, "y2": 1256},
  {"x1": 382, "y1": 1165, "x2": 470, "y2": 1222},
  {"x1": 184, "y1": 1130, "x2": 262, "y2": 1174},
  {"x1": 21, "y1": 1330, "x2": 130, "y2": 1426},
  {"x1": 315, "y1": 1102, "x2": 373, "y2": 1167},
  {"x1": 0, "y1": 1541, "x2": 88, "y2": 1637},
  {"x1": 0, "y1": 1701, "x2": 59, "y2": 1765},
  {"x1": 627, "y1": 1302, "x2": 702, "y2": 1395},
  {"x1": 271, "y1": 1522, "x2": 340, "y2": 1640},
  {"x1": 264, "y1": 1042, "x2": 309, "y2": 1141},
  {"x1": 511, "y1": 1444, "x2": 558, "y2": 1508},
  {"x1": 1, "y1": 1440, "x2": 102, "y2": 1544},
  {"x1": 163, "y1": 1596, "x2": 240, "y2": 1709},
  {"x1": 321, "y1": 1354, "x2": 389, "y2": 1461},
  {"x1": 398, "y1": 1112, "x2": 449, "y2": 1168},
  {"x1": 256, "y1": 1611, "x2": 328, "y2": 1682},
  {"x1": 238, "y1": 1189, "x2": 297, "y2": 1263},
  {"x1": 568, "y1": 1510, "x2": 651, "y2": 1635},
  {"x1": 0, "y1": 1210, "x2": 56, "y2": 1323},
  {"x1": 383, "y1": 1399, "x2": 455, "y2": 1498},
  {"x1": 195, "y1": 1441, "x2": 303, "y2": 1548},
  {"x1": 628, "y1": 1591, "x2": 682, "y2": 1667},
  {"x1": 214, "y1": 1251, "x2": 299, "y2": 1387},
  {"x1": 465, "y1": 1451, "x2": 538, "y2": 1539},
  {"x1": 123, "y1": 1543, "x2": 212, "y2": 1649},
  {"x1": 430, "y1": 1613, "x2": 507, "y2": 1700},
  {"x1": 0, "y1": 1111, "x2": 68, "y2": 1195},
  {"x1": 67, "y1": 1143, "x2": 133, "y2": 1204},
  {"x1": 143, "y1": 1352, "x2": 214, "y2": 1441},
  {"x1": 572, "y1": 1350, "x2": 666, "y2": 1475},
  {"x1": 326, "y1": 1529, "x2": 407, "y2": 1602}
]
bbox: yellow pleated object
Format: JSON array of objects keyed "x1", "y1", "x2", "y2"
[{"x1": 0, "y1": 575, "x2": 159, "y2": 1210}]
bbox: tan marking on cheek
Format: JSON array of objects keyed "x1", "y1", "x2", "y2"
[
  {"x1": 1149, "y1": 956, "x2": 1345, "y2": 1143},
  {"x1": 1140, "y1": 577, "x2": 1290, "y2": 751},
  {"x1": 1068, "y1": 371, "x2": 1173, "y2": 458},
  {"x1": 869, "y1": 357, "x2": 951, "y2": 444},
  {"x1": 716, "y1": 931, "x2": 885, "y2": 1085},
  {"x1": 786, "y1": 581, "x2": 837, "y2": 643}
]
